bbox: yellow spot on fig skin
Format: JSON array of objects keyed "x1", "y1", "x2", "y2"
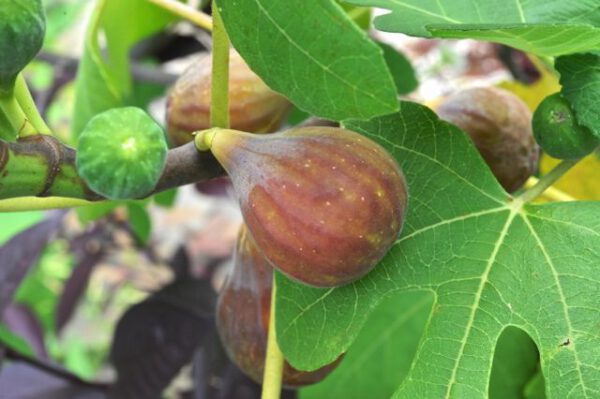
[
  {"x1": 326, "y1": 201, "x2": 331, "y2": 206},
  {"x1": 304, "y1": 163, "x2": 310, "y2": 168},
  {"x1": 361, "y1": 196, "x2": 365, "y2": 201},
  {"x1": 339, "y1": 187, "x2": 344, "y2": 192},
  {"x1": 375, "y1": 190, "x2": 384, "y2": 197},
  {"x1": 332, "y1": 166, "x2": 337, "y2": 170},
  {"x1": 319, "y1": 220, "x2": 325, "y2": 224},
  {"x1": 121, "y1": 137, "x2": 137, "y2": 154}
]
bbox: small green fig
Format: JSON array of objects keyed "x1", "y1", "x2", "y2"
[
  {"x1": 76, "y1": 107, "x2": 167, "y2": 200},
  {"x1": 217, "y1": 226, "x2": 341, "y2": 386},
  {"x1": 166, "y1": 49, "x2": 292, "y2": 147},
  {"x1": 0, "y1": 0, "x2": 45, "y2": 96},
  {"x1": 197, "y1": 126, "x2": 408, "y2": 288},
  {"x1": 532, "y1": 93, "x2": 599, "y2": 160},
  {"x1": 436, "y1": 87, "x2": 539, "y2": 192}
]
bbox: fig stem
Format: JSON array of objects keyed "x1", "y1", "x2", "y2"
[
  {"x1": 262, "y1": 277, "x2": 284, "y2": 399},
  {"x1": 519, "y1": 158, "x2": 579, "y2": 203},
  {"x1": 523, "y1": 177, "x2": 576, "y2": 202},
  {"x1": 14, "y1": 74, "x2": 53, "y2": 136},
  {"x1": 0, "y1": 196, "x2": 94, "y2": 212},
  {"x1": 210, "y1": 2, "x2": 231, "y2": 129},
  {"x1": 146, "y1": 0, "x2": 213, "y2": 32},
  {"x1": 0, "y1": 94, "x2": 37, "y2": 139}
]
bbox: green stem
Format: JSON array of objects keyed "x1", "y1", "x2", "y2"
[
  {"x1": 147, "y1": 0, "x2": 213, "y2": 31},
  {"x1": 519, "y1": 159, "x2": 579, "y2": 203},
  {"x1": 0, "y1": 197, "x2": 94, "y2": 212},
  {"x1": 0, "y1": 94, "x2": 37, "y2": 138},
  {"x1": 262, "y1": 277, "x2": 284, "y2": 399},
  {"x1": 210, "y1": 2, "x2": 230, "y2": 129},
  {"x1": 14, "y1": 74, "x2": 53, "y2": 135},
  {"x1": 0, "y1": 137, "x2": 223, "y2": 204}
]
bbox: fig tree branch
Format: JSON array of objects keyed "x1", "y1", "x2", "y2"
[
  {"x1": 519, "y1": 158, "x2": 579, "y2": 203},
  {"x1": 0, "y1": 135, "x2": 224, "y2": 210}
]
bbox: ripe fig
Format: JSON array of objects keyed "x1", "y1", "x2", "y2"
[
  {"x1": 197, "y1": 126, "x2": 408, "y2": 287},
  {"x1": 532, "y1": 93, "x2": 599, "y2": 160},
  {"x1": 0, "y1": 0, "x2": 45, "y2": 96},
  {"x1": 166, "y1": 49, "x2": 292, "y2": 147},
  {"x1": 436, "y1": 87, "x2": 539, "y2": 192},
  {"x1": 217, "y1": 226, "x2": 341, "y2": 386}
]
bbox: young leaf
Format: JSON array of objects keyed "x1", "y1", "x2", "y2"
[
  {"x1": 377, "y1": 42, "x2": 418, "y2": 95},
  {"x1": 72, "y1": 0, "x2": 176, "y2": 135},
  {"x1": 218, "y1": 0, "x2": 398, "y2": 121},
  {"x1": 276, "y1": 101, "x2": 600, "y2": 398},
  {"x1": 346, "y1": 0, "x2": 600, "y2": 56},
  {"x1": 555, "y1": 53, "x2": 600, "y2": 138}
]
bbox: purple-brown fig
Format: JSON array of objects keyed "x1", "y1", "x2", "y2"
[
  {"x1": 217, "y1": 226, "x2": 341, "y2": 386},
  {"x1": 197, "y1": 126, "x2": 408, "y2": 288},
  {"x1": 166, "y1": 49, "x2": 292, "y2": 147},
  {"x1": 436, "y1": 87, "x2": 539, "y2": 192}
]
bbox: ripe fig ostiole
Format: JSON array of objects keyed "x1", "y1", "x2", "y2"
[
  {"x1": 436, "y1": 87, "x2": 539, "y2": 193},
  {"x1": 197, "y1": 126, "x2": 408, "y2": 288},
  {"x1": 532, "y1": 92, "x2": 600, "y2": 160},
  {"x1": 217, "y1": 226, "x2": 341, "y2": 386},
  {"x1": 166, "y1": 49, "x2": 292, "y2": 147}
]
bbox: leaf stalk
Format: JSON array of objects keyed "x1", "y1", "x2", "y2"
[{"x1": 262, "y1": 277, "x2": 284, "y2": 399}]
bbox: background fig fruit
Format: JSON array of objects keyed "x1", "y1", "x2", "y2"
[
  {"x1": 217, "y1": 226, "x2": 341, "y2": 386},
  {"x1": 166, "y1": 49, "x2": 292, "y2": 147},
  {"x1": 436, "y1": 87, "x2": 539, "y2": 192},
  {"x1": 532, "y1": 92, "x2": 599, "y2": 160},
  {"x1": 198, "y1": 126, "x2": 408, "y2": 288},
  {"x1": 0, "y1": 0, "x2": 45, "y2": 96}
]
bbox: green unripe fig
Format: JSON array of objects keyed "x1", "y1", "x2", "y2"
[
  {"x1": 217, "y1": 226, "x2": 342, "y2": 386},
  {"x1": 76, "y1": 107, "x2": 167, "y2": 200},
  {"x1": 436, "y1": 87, "x2": 539, "y2": 193},
  {"x1": 166, "y1": 49, "x2": 292, "y2": 147},
  {"x1": 532, "y1": 93, "x2": 599, "y2": 159},
  {"x1": 0, "y1": 0, "x2": 45, "y2": 96},
  {"x1": 198, "y1": 126, "x2": 408, "y2": 288}
]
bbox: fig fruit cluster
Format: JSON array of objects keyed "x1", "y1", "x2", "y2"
[
  {"x1": 436, "y1": 87, "x2": 539, "y2": 192},
  {"x1": 166, "y1": 49, "x2": 292, "y2": 147},
  {"x1": 532, "y1": 93, "x2": 599, "y2": 160},
  {"x1": 217, "y1": 226, "x2": 342, "y2": 386},
  {"x1": 199, "y1": 126, "x2": 409, "y2": 288}
]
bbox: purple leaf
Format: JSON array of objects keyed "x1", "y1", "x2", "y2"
[{"x1": 0, "y1": 213, "x2": 65, "y2": 317}]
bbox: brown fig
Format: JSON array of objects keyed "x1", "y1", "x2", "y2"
[
  {"x1": 436, "y1": 87, "x2": 539, "y2": 192},
  {"x1": 197, "y1": 126, "x2": 408, "y2": 288},
  {"x1": 166, "y1": 49, "x2": 292, "y2": 147},
  {"x1": 217, "y1": 226, "x2": 341, "y2": 386}
]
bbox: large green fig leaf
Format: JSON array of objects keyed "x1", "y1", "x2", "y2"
[
  {"x1": 72, "y1": 0, "x2": 176, "y2": 136},
  {"x1": 277, "y1": 101, "x2": 600, "y2": 398},
  {"x1": 555, "y1": 53, "x2": 600, "y2": 138},
  {"x1": 218, "y1": 0, "x2": 398, "y2": 121},
  {"x1": 344, "y1": 0, "x2": 600, "y2": 56}
]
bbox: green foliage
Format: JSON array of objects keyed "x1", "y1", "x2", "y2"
[
  {"x1": 533, "y1": 93, "x2": 599, "y2": 159},
  {"x1": 0, "y1": 0, "x2": 45, "y2": 95},
  {"x1": 127, "y1": 203, "x2": 152, "y2": 245},
  {"x1": 276, "y1": 102, "x2": 600, "y2": 398},
  {"x1": 218, "y1": 0, "x2": 398, "y2": 121},
  {"x1": 346, "y1": 0, "x2": 600, "y2": 56},
  {"x1": 76, "y1": 107, "x2": 167, "y2": 200},
  {"x1": 377, "y1": 42, "x2": 418, "y2": 95},
  {"x1": 71, "y1": 0, "x2": 177, "y2": 135},
  {"x1": 0, "y1": 324, "x2": 35, "y2": 356},
  {"x1": 556, "y1": 53, "x2": 600, "y2": 138},
  {"x1": 0, "y1": 212, "x2": 43, "y2": 245}
]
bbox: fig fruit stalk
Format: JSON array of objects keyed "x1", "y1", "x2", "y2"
[{"x1": 197, "y1": 126, "x2": 408, "y2": 288}]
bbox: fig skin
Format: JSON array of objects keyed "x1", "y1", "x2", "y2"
[
  {"x1": 217, "y1": 226, "x2": 341, "y2": 386},
  {"x1": 436, "y1": 87, "x2": 539, "y2": 192},
  {"x1": 166, "y1": 49, "x2": 292, "y2": 147},
  {"x1": 199, "y1": 126, "x2": 408, "y2": 288},
  {"x1": 532, "y1": 93, "x2": 599, "y2": 160}
]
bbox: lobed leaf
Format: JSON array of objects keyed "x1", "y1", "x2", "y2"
[
  {"x1": 218, "y1": 0, "x2": 398, "y2": 121},
  {"x1": 345, "y1": 0, "x2": 600, "y2": 56},
  {"x1": 277, "y1": 101, "x2": 600, "y2": 398}
]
